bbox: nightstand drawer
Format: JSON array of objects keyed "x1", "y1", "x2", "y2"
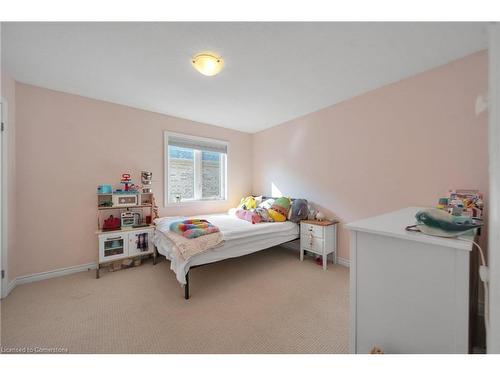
[
  {"x1": 302, "y1": 235, "x2": 324, "y2": 254},
  {"x1": 301, "y1": 223, "x2": 324, "y2": 238}
]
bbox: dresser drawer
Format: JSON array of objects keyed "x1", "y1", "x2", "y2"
[
  {"x1": 301, "y1": 223, "x2": 324, "y2": 238},
  {"x1": 302, "y1": 234, "x2": 324, "y2": 255}
]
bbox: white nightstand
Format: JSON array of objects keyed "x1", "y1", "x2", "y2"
[{"x1": 300, "y1": 220, "x2": 338, "y2": 270}]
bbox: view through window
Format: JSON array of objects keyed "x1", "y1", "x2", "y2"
[{"x1": 166, "y1": 134, "x2": 227, "y2": 203}]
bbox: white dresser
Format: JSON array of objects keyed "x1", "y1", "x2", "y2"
[{"x1": 346, "y1": 207, "x2": 474, "y2": 354}]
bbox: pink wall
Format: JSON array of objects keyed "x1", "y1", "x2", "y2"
[
  {"x1": 13, "y1": 84, "x2": 252, "y2": 279},
  {"x1": 1, "y1": 69, "x2": 17, "y2": 283},
  {"x1": 252, "y1": 51, "x2": 489, "y2": 261}
]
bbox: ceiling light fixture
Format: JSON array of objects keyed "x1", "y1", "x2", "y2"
[{"x1": 191, "y1": 52, "x2": 224, "y2": 76}]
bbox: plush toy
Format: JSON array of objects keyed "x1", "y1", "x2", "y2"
[
  {"x1": 238, "y1": 196, "x2": 257, "y2": 210},
  {"x1": 268, "y1": 197, "x2": 291, "y2": 222},
  {"x1": 235, "y1": 208, "x2": 262, "y2": 224},
  {"x1": 255, "y1": 207, "x2": 271, "y2": 222},
  {"x1": 288, "y1": 199, "x2": 309, "y2": 223}
]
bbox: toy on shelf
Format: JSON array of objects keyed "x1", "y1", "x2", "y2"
[
  {"x1": 141, "y1": 171, "x2": 153, "y2": 193},
  {"x1": 120, "y1": 173, "x2": 133, "y2": 191},
  {"x1": 437, "y1": 189, "x2": 484, "y2": 218},
  {"x1": 121, "y1": 211, "x2": 141, "y2": 227},
  {"x1": 114, "y1": 173, "x2": 140, "y2": 195},
  {"x1": 102, "y1": 215, "x2": 121, "y2": 231},
  {"x1": 97, "y1": 184, "x2": 113, "y2": 194}
]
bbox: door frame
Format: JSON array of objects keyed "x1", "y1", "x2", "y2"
[
  {"x1": 488, "y1": 22, "x2": 500, "y2": 353},
  {"x1": 0, "y1": 97, "x2": 8, "y2": 298}
]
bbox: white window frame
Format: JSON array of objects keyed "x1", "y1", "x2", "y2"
[{"x1": 164, "y1": 131, "x2": 228, "y2": 207}]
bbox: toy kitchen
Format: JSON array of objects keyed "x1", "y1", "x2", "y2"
[{"x1": 95, "y1": 172, "x2": 157, "y2": 278}]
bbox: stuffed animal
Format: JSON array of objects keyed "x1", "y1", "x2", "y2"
[
  {"x1": 289, "y1": 199, "x2": 309, "y2": 223},
  {"x1": 255, "y1": 207, "x2": 271, "y2": 222},
  {"x1": 235, "y1": 208, "x2": 262, "y2": 224},
  {"x1": 268, "y1": 197, "x2": 291, "y2": 222},
  {"x1": 238, "y1": 196, "x2": 257, "y2": 210}
]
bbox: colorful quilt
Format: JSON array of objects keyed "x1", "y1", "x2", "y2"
[{"x1": 169, "y1": 219, "x2": 220, "y2": 239}]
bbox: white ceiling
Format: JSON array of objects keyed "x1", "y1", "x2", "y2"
[{"x1": 2, "y1": 22, "x2": 488, "y2": 133}]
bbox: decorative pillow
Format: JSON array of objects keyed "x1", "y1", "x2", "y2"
[
  {"x1": 268, "y1": 197, "x2": 291, "y2": 222},
  {"x1": 254, "y1": 195, "x2": 263, "y2": 206},
  {"x1": 258, "y1": 198, "x2": 275, "y2": 210},
  {"x1": 235, "y1": 208, "x2": 262, "y2": 224},
  {"x1": 289, "y1": 199, "x2": 309, "y2": 223},
  {"x1": 238, "y1": 196, "x2": 257, "y2": 210}
]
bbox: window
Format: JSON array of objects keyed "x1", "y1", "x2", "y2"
[{"x1": 165, "y1": 132, "x2": 227, "y2": 204}]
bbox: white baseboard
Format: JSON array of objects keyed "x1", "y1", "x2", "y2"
[
  {"x1": 2, "y1": 278, "x2": 17, "y2": 299},
  {"x1": 15, "y1": 262, "x2": 97, "y2": 285},
  {"x1": 337, "y1": 256, "x2": 350, "y2": 268},
  {"x1": 2, "y1": 262, "x2": 97, "y2": 298}
]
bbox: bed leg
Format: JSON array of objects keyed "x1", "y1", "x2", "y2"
[
  {"x1": 184, "y1": 272, "x2": 190, "y2": 300},
  {"x1": 153, "y1": 247, "x2": 157, "y2": 265}
]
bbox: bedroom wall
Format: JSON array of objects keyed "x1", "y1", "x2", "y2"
[
  {"x1": 252, "y1": 50, "x2": 489, "y2": 261},
  {"x1": 13, "y1": 83, "x2": 253, "y2": 279},
  {"x1": 1, "y1": 69, "x2": 17, "y2": 283}
]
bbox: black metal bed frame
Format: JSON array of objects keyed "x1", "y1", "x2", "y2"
[{"x1": 153, "y1": 236, "x2": 299, "y2": 300}]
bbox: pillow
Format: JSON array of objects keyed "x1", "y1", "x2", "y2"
[
  {"x1": 258, "y1": 198, "x2": 275, "y2": 210},
  {"x1": 254, "y1": 195, "x2": 263, "y2": 206},
  {"x1": 268, "y1": 197, "x2": 291, "y2": 222},
  {"x1": 289, "y1": 199, "x2": 309, "y2": 223}
]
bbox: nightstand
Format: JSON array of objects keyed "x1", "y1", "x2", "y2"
[{"x1": 300, "y1": 220, "x2": 338, "y2": 270}]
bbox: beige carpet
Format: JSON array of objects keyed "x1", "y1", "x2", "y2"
[{"x1": 1, "y1": 246, "x2": 349, "y2": 353}]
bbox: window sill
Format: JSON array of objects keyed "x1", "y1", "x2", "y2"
[{"x1": 165, "y1": 199, "x2": 228, "y2": 208}]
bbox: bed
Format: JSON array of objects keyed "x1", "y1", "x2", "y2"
[{"x1": 153, "y1": 213, "x2": 300, "y2": 299}]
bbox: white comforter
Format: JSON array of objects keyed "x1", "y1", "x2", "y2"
[{"x1": 153, "y1": 213, "x2": 300, "y2": 284}]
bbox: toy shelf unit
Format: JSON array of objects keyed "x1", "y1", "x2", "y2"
[{"x1": 96, "y1": 191, "x2": 156, "y2": 278}]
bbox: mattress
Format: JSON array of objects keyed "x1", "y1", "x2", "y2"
[{"x1": 153, "y1": 213, "x2": 300, "y2": 284}]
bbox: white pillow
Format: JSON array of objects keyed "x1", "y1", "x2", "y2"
[
  {"x1": 254, "y1": 195, "x2": 263, "y2": 206},
  {"x1": 259, "y1": 198, "x2": 275, "y2": 210}
]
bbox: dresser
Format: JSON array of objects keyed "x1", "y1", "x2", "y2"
[
  {"x1": 346, "y1": 207, "x2": 474, "y2": 354},
  {"x1": 300, "y1": 220, "x2": 338, "y2": 270}
]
